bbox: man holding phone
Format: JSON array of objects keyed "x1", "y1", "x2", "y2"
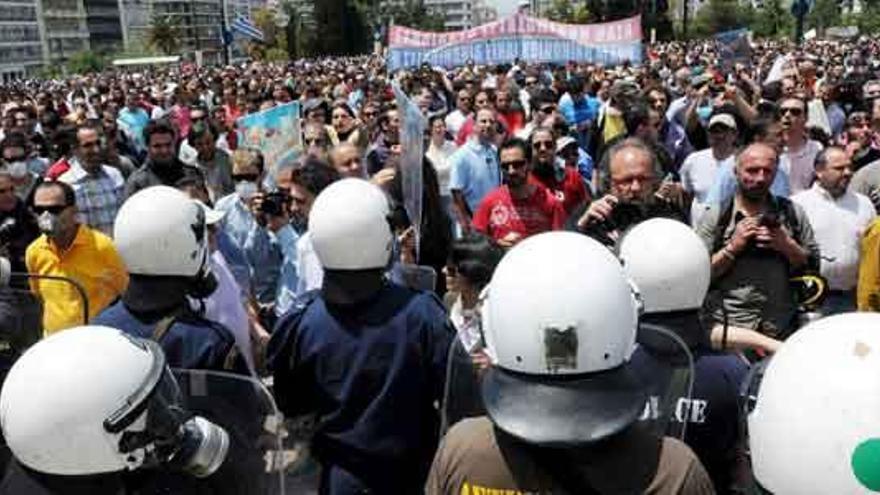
[
  {"x1": 695, "y1": 143, "x2": 820, "y2": 340},
  {"x1": 569, "y1": 138, "x2": 687, "y2": 246}
]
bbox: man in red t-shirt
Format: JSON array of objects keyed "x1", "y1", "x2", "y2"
[
  {"x1": 472, "y1": 138, "x2": 564, "y2": 248},
  {"x1": 527, "y1": 127, "x2": 588, "y2": 217}
]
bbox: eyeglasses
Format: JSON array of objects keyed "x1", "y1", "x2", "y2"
[
  {"x1": 533, "y1": 140, "x2": 554, "y2": 150},
  {"x1": 32, "y1": 204, "x2": 69, "y2": 215},
  {"x1": 501, "y1": 159, "x2": 528, "y2": 169},
  {"x1": 780, "y1": 107, "x2": 804, "y2": 117},
  {"x1": 232, "y1": 173, "x2": 259, "y2": 182},
  {"x1": 538, "y1": 106, "x2": 557, "y2": 114},
  {"x1": 305, "y1": 138, "x2": 327, "y2": 146}
]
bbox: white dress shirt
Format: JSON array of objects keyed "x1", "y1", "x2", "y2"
[
  {"x1": 780, "y1": 139, "x2": 823, "y2": 194},
  {"x1": 792, "y1": 183, "x2": 876, "y2": 290}
]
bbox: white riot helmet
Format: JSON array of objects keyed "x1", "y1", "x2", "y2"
[
  {"x1": 480, "y1": 232, "x2": 644, "y2": 446},
  {"x1": 749, "y1": 313, "x2": 880, "y2": 494},
  {"x1": 618, "y1": 218, "x2": 710, "y2": 313},
  {"x1": 308, "y1": 178, "x2": 393, "y2": 270},
  {"x1": 0, "y1": 326, "x2": 228, "y2": 477},
  {"x1": 114, "y1": 186, "x2": 209, "y2": 278}
]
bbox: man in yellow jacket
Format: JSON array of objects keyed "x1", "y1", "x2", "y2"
[
  {"x1": 858, "y1": 217, "x2": 880, "y2": 311},
  {"x1": 25, "y1": 181, "x2": 127, "y2": 335}
]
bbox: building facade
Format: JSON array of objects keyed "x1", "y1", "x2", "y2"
[
  {"x1": 0, "y1": 0, "x2": 44, "y2": 80},
  {"x1": 424, "y1": 0, "x2": 473, "y2": 30},
  {"x1": 39, "y1": 0, "x2": 91, "y2": 64}
]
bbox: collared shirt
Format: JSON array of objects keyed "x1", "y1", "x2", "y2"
[
  {"x1": 780, "y1": 139, "x2": 823, "y2": 194},
  {"x1": 58, "y1": 158, "x2": 124, "y2": 237},
  {"x1": 25, "y1": 224, "x2": 128, "y2": 335},
  {"x1": 295, "y1": 231, "x2": 323, "y2": 297},
  {"x1": 792, "y1": 184, "x2": 875, "y2": 290},
  {"x1": 215, "y1": 193, "x2": 283, "y2": 306},
  {"x1": 448, "y1": 139, "x2": 500, "y2": 213},
  {"x1": 426, "y1": 140, "x2": 459, "y2": 196},
  {"x1": 197, "y1": 149, "x2": 235, "y2": 201},
  {"x1": 695, "y1": 196, "x2": 820, "y2": 337}
]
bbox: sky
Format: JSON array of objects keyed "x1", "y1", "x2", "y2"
[{"x1": 487, "y1": 0, "x2": 519, "y2": 16}]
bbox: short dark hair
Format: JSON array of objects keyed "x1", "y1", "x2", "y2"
[
  {"x1": 189, "y1": 121, "x2": 215, "y2": 142},
  {"x1": 143, "y1": 119, "x2": 177, "y2": 146},
  {"x1": 498, "y1": 137, "x2": 532, "y2": 163},
  {"x1": 449, "y1": 232, "x2": 505, "y2": 288},
  {"x1": 291, "y1": 158, "x2": 341, "y2": 196},
  {"x1": 0, "y1": 132, "x2": 28, "y2": 154},
  {"x1": 529, "y1": 88, "x2": 557, "y2": 116},
  {"x1": 623, "y1": 101, "x2": 651, "y2": 136},
  {"x1": 34, "y1": 180, "x2": 76, "y2": 207}
]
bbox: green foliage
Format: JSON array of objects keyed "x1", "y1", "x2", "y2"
[
  {"x1": 66, "y1": 50, "x2": 106, "y2": 74},
  {"x1": 806, "y1": 0, "x2": 841, "y2": 33},
  {"x1": 842, "y1": 5, "x2": 880, "y2": 34},
  {"x1": 545, "y1": 0, "x2": 593, "y2": 23},
  {"x1": 146, "y1": 14, "x2": 180, "y2": 55}
]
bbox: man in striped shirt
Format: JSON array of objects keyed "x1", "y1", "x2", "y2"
[{"x1": 58, "y1": 124, "x2": 124, "y2": 237}]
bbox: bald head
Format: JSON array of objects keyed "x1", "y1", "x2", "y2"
[{"x1": 735, "y1": 143, "x2": 778, "y2": 201}]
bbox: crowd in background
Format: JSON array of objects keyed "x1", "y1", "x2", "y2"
[{"x1": 4, "y1": 34, "x2": 880, "y2": 492}]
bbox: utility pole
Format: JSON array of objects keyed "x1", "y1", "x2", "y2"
[
  {"x1": 682, "y1": 0, "x2": 688, "y2": 39},
  {"x1": 220, "y1": 0, "x2": 230, "y2": 65}
]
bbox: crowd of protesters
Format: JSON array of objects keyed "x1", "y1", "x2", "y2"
[{"x1": 3, "y1": 33, "x2": 880, "y2": 493}]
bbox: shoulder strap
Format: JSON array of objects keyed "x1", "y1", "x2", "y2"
[
  {"x1": 151, "y1": 314, "x2": 179, "y2": 342},
  {"x1": 712, "y1": 198, "x2": 736, "y2": 254}
]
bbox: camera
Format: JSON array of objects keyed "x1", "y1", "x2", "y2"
[
  {"x1": 758, "y1": 212, "x2": 780, "y2": 230},
  {"x1": 260, "y1": 191, "x2": 289, "y2": 217}
]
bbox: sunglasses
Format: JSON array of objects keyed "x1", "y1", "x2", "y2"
[
  {"x1": 538, "y1": 106, "x2": 557, "y2": 114},
  {"x1": 32, "y1": 204, "x2": 68, "y2": 215},
  {"x1": 305, "y1": 138, "x2": 326, "y2": 146},
  {"x1": 232, "y1": 173, "x2": 259, "y2": 182},
  {"x1": 501, "y1": 159, "x2": 528, "y2": 169},
  {"x1": 781, "y1": 107, "x2": 804, "y2": 117},
  {"x1": 533, "y1": 140, "x2": 554, "y2": 150}
]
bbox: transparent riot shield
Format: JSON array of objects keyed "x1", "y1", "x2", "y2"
[
  {"x1": 630, "y1": 323, "x2": 695, "y2": 441},
  {"x1": 167, "y1": 369, "x2": 287, "y2": 495}
]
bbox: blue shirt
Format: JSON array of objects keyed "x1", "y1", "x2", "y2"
[
  {"x1": 94, "y1": 300, "x2": 243, "y2": 372},
  {"x1": 704, "y1": 161, "x2": 791, "y2": 207},
  {"x1": 267, "y1": 283, "x2": 455, "y2": 493},
  {"x1": 273, "y1": 224, "x2": 300, "y2": 317},
  {"x1": 558, "y1": 93, "x2": 600, "y2": 126},
  {"x1": 448, "y1": 139, "x2": 500, "y2": 213},
  {"x1": 215, "y1": 193, "x2": 283, "y2": 305},
  {"x1": 117, "y1": 107, "x2": 151, "y2": 151}
]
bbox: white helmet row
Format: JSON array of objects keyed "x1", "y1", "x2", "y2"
[
  {"x1": 114, "y1": 186, "x2": 210, "y2": 278},
  {"x1": 308, "y1": 178, "x2": 393, "y2": 271},
  {"x1": 480, "y1": 232, "x2": 645, "y2": 446},
  {"x1": 749, "y1": 313, "x2": 880, "y2": 494},
  {"x1": 618, "y1": 218, "x2": 711, "y2": 313}
]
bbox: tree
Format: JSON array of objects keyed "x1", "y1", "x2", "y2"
[
  {"x1": 806, "y1": 0, "x2": 841, "y2": 34},
  {"x1": 250, "y1": 6, "x2": 289, "y2": 61},
  {"x1": 66, "y1": 50, "x2": 106, "y2": 74},
  {"x1": 146, "y1": 13, "x2": 180, "y2": 55},
  {"x1": 545, "y1": 0, "x2": 593, "y2": 23}
]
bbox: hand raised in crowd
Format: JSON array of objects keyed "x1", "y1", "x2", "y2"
[
  {"x1": 755, "y1": 222, "x2": 793, "y2": 253},
  {"x1": 726, "y1": 216, "x2": 760, "y2": 255},
  {"x1": 398, "y1": 226, "x2": 416, "y2": 264},
  {"x1": 249, "y1": 191, "x2": 290, "y2": 232},
  {"x1": 371, "y1": 167, "x2": 396, "y2": 189},
  {"x1": 576, "y1": 194, "x2": 618, "y2": 230}
]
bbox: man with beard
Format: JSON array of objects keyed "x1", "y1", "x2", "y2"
[
  {"x1": 366, "y1": 108, "x2": 400, "y2": 176},
  {"x1": 527, "y1": 128, "x2": 588, "y2": 217},
  {"x1": 792, "y1": 147, "x2": 874, "y2": 314},
  {"x1": 695, "y1": 143, "x2": 819, "y2": 339},
  {"x1": 569, "y1": 138, "x2": 687, "y2": 247},
  {"x1": 123, "y1": 119, "x2": 203, "y2": 199},
  {"x1": 472, "y1": 138, "x2": 564, "y2": 248}
]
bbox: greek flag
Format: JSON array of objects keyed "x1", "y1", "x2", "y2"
[{"x1": 231, "y1": 16, "x2": 264, "y2": 42}]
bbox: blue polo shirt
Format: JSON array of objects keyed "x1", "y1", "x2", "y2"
[{"x1": 448, "y1": 139, "x2": 500, "y2": 213}]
